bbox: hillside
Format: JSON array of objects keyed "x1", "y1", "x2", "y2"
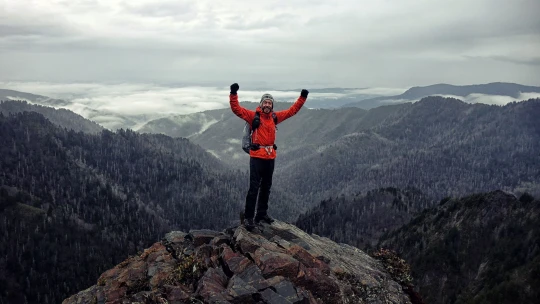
[
  {"x1": 0, "y1": 111, "x2": 295, "y2": 303},
  {"x1": 295, "y1": 187, "x2": 434, "y2": 251},
  {"x1": 0, "y1": 89, "x2": 70, "y2": 107},
  {"x1": 378, "y1": 191, "x2": 540, "y2": 304},
  {"x1": 138, "y1": 101, "x2": 404, "y2": 170},
  {"x1": 0, "y1": 99, "x2": 103, "y2": 134},
  {"x1": 276, "y1": 97, "x2": 540, "y2": 202},
  {"x1": 139, "y1": 96, "x2": 540, "y2": 207}
]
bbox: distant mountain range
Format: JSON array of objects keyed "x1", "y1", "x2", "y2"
[
  {"x1": 3, "y1": 89, "x2": 540, "y2": 204},
  {"x1": 139, "y1": 96, "x2": 540, "y2": 204},
  {"x1": 5, "y1": 82, "x2": 540, "y2": 132},
  {"x1": 343, "y1": 82, "x2": 540, "y2": 109},
  {"x1": 0, "y1": 99, "x2": 104, "y2": 134},
  {"x1": 278, "y1": 96, "x2": 540, "y2": 202},
  {"x1": 0, "y1": 88, "x2": 70, "y2": 107},
  {"x1": 139, "y1": 101, "x2": 410, "y2": 171},
  {"x1": 0, "y1": 89, "x2": 165, "y2": 130}
]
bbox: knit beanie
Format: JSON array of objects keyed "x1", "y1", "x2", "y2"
[{"x1": 259, "y1": 93, "x2": 274, "y2": 109}]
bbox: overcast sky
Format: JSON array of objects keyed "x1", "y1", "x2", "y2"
[{"x1": 1, "y1": 0, "x2": 539, "y2": 89}]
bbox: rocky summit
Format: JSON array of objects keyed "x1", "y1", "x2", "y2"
[{"x1": 63, "y1": 221, "x2": 417, "y2": 304}]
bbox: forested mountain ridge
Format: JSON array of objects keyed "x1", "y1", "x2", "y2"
[
  {"x1": 0, "y1": 99, "x2": 103, "y2": 134},
  {"x1": 140, "y1": 101, "x2": 403, "y2": 170},
  {"x1": 378, "y1": 190, "x2": 540, "y2": 304},
  {"x1": 0, "y1": 111, "x2": 294, "y2": 304},
  {"x1": 277, "y1": 97, "x2": 540, "y2": 202},
  {"x1": 139, "y1": 96, "x2": 540, "y2": 206},
  {"x1": 295, "y1": 187, "x2": 434, "y2": 251},
  {"x1": 0, "y1": 89, "x2": 70, "y2": 107},
  {"x1": 343, "y1": 82, "x2": 540, "y2": 109}
]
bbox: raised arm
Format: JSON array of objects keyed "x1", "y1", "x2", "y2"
[
  {"x1": 229, "y1": 83, "x2": 254, "y2": 122},
  {"x1": 274, "y1": 89, "x2": 309, "y2": 123}
]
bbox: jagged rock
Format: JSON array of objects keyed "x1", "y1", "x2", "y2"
[
  {"x1": 220, "y1": 245, "x2": 252, "y2": 275},
  {"x1": 189, "y1": 229, "x2": 224, "y2": 247},
  {"x1": 146, "y1": 244, "x2": 177, "y2": 289},
  {"x1": 295, "y1": 265, "x2": 340, "y2": 303},
  {"x1": 164, "y1": 285, "x2": 191, "y2": 302},
  {"x1": 164, "y1": 231, "x2": 188, "y2": 244},
  {"x1": 225, "y1": 275, "x2": 259, "y2": 303},
  {"x1": 273, "y1": 279, "x2": 303, "y2": 302},
  {"x1": 253, "y1": 246, "x2": 300, "y2": 278},
  {"x1": 211, "y1": 234, "x2": 231, "y2": 246},
  {"x1": 196, "y1": 268, "x2": 230, "y2": 303},
  {"x1": 287, "y1": 244, "x2": 331, "y2": 275},
  {"x1": 236, "y1": 264, "x2": 269, "y2": 290},
  {"x1": 260, "y1": 288, "x2": 291, "y2": 304},
  {"x1": 163, "y1": 231, "x2": 189, "y2": 259},
  {"x1": 63, "y1": 220, "x2": 417, "y2": 304}
]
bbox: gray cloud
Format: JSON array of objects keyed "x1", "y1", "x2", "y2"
[
  {"x1": 0, "y1": 0, "x2": 539, "y2": 88},
  {"x1": 0, "y1": 23, "x2": 71, "y2": 38},
  {"x1": 3, "y1": 81, "x2": 538, "y2": 131},
  {"x1": 486, "y1": 56, "x2": 540, "y2": 66},
  {"x1": 223, "y1": 13, "x2": 297, "y2": 31},
  {"x1": 123, "y1": 1, "x2": 195, "y2": 18}
]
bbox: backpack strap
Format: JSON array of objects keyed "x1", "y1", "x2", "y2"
[
  {"x1": 272, "y1": 112, "x2": 278, "y2": 125},
  {"x1": 252, "y1": 112, "x2": 261, "y2": 131},
  {"x1": 252, "y1": 111, "x2": 278, "y2": 130}
]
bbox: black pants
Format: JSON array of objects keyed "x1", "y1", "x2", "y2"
[{"x1": 245, "y1": 157, "x2": 275, "y2": 220}]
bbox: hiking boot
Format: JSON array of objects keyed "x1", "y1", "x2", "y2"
[
  {"x1": 255, "y1": 214, "x2": 275, "y2": 225},
  {"x1": 244, "y1": 218, "x2": 255, "y2": 231}
]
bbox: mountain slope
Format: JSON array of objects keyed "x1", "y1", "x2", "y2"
[
  {"x1": 139, "y1": 101, "x2": 406, "y2": 170},
  {"x1": 400, "y1": 82, "x2": 540, "y2": 99},
  {"x1": 137, "y1": 108, "x2": 227, "y2": 139},
  {"x1": 0, "y1": 88, "x2": 70, "y2": 107},
  {"x1": 344, "y1": 82, "x2": 540, "y2": 109},
  {"x1": 0, "y1": 99, "x2": 104, "y2": 134},
  {"x1": 1, "y1": 88, "x2": 166, "y2": 130},
  {"x1": 139, "y1": 96, "x2": 540, "y2": 209},
  {"x1": 295, "y1": 187, "x2": 434, "y2": 251},
  {"x1": 276, "y1": 97, "x2": 540, "y2": 202},
  {"x1": 378, "y1": 190, "x2": 540, "y2": 304},
  {"x1": 0, "y1": 111, "x2": 303, "y2": 304}
]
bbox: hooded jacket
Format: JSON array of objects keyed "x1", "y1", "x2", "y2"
[{"x1": 229, "y1": 93, "x2": 306, "y2": 160}]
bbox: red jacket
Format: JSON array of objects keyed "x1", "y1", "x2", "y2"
[{"x1": 229, "y1": 94, "x2": 306, "y2": 159}]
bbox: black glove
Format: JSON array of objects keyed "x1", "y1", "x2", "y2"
[
  {"x1": 230, "y1": 83, "x2": 239, "y2": 95},
  {"x1": 301, "y1": 89, "x2": 309, "y2": 98}
]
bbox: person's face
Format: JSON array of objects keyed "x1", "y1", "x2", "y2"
[{"x1": 262, "y1": 99, "x2": 272, "y2": 113}]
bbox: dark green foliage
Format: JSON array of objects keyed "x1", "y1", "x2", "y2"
[
  {"x1": 379, "y1": 190, "x2": 540, "y2": 304},
  {"x1": 277, "y1": 97, "x2": 540, "y2": 203},
  {"x1": 519, "y1": 192, "x2": 535, "y2": 203},
  {"x1": 439, "y1": 197, "x2": 452, "y2": 205},
  {"x1": 0, "y1": 99, "x2": 103, "y2": 134},
  {"x1": 295, "y1": 187, "x2": 434, "y2": 250},
  {"x1": 373, "y1": 248, "x2": 413, "y2": 285},
  {"x1": 0, "y1": 111, "x2": 261, "y2": 303}
]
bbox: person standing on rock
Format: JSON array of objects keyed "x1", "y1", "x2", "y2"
[{"x1": 229, "y1": 83, "x2": 308, "y2": 230}]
